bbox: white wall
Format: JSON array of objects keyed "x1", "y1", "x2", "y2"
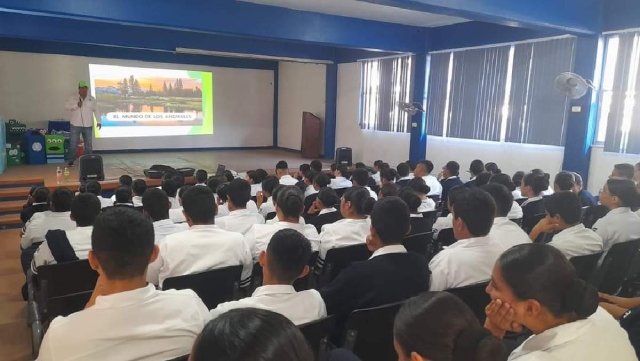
[
  {"x1": 588, "y1": 146, "x2": 639, "y2": 194},
  {"x1": 277, "y1": 61, "x2": 326, "y2": 152},
  {"x1": 0, "y1": 51, "x2": 274, "y2": 151}
]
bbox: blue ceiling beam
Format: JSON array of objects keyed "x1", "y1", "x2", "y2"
[
  {"x1": 358, "y1": 0, "x2": 602, "y2": 35},
  {"x1": 0, "y1": 0, "x2": 427, "y2": 53}
]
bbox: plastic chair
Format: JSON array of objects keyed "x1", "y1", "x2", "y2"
[
  {"x1": 421, "y1": 210, "x2": 439, "y2": 230},
  {"x1": 402, "y1": 231, "x2": 435, "y2": 259},
  {"x1": 343, "y1": 301, "x2": 404, "y2": 361},
  {"x1": 265, "y1": 212, "x2": 277, "y2": 221},
  {"x1": 445, "y1": 281, "x2": 491, "y2": 323},
  {"x1": 299, "y1": 315, "x2": 337, "y2": 360},
  {"x1": 570, "y1": 252, "x2": 603, "y2": 283},
  {"x1": 521, "y1": 213, "x2": 545, "y2": 235},
  {"x1": 317, "y1": 244, "x2": 371, "y2": 288},
  {"x1": 435, "y1": 228, "x2": 456, "y2": 248},
  {"x1": 163, "y1": 265, "x2": 242, "y2": 309},
  {"x1": 596, "y1": 239, "x2": 640, "y2": 295},
  {"x1": 294, "y1": 251, "x2": 319, "y2": 291},
  {"x1": 582, "y1": 205, "x2": 610, "y2": 229}
]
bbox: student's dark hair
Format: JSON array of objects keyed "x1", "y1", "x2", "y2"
[
  {"x1": 118, "y1": 175, "x2": 133, "y2": 187},
  {"x1": 374, "y1": 160, "x2": 384, "y2": 169},
  {"x1": 78, "y1": 183, "x2": 86, "y2": 193},
  {"x1": 316, "y1": 187, "x2": 340, "y2": 208},
  {"x1": 32, "y1": 187, "x2": 50, "y2": 203},
  {"x1": 405, "y1": 160, "x2": 416, "y2": 171},
  {"x1": 267, "y1": 229, "x2": 312, "y2": 283},
  {"x1": 485, "y1": 162, "x2": 502, "y2": 174},
  {"x1": 29, "y1": 186, "x2": 37, "y2": 196},
  {"x1": 379, "y1": 183, "x2": 399, "y2": 198},
  {"x1": 574, "y1": 172, "x2": 584, "y2": 186},
  {"x1": 271, "y1": 185, "x2": 284, "y2": 203},
  {"x1": 381, "y1": 168, "x2": 397, "y2": 183},
  {"x1": 452, "y1": 188, "x2": 495, "y2": 236},
  {"x1": 530, "y1": 168, "x2": 545, "y2": 178},
  {"x1": 182, "y1": 186, "x2": 217, "y2": 224},
  {"x1": 355, "y1": 162, "x2": 367, "y2": 169},
  {"x1": 226, "y1": 179, "x2": 251, "y2": 208},
  {"x1": 382, "y1": 162, "x2": 390, "y2": 169},
  {"x1": 445, "y1": 161, "x2": 460, "y2": 176},
  {"x1": 554, "y1": 171, "x2": 576, "y2": 191},
  {"x1": 92, "y1": 207, "x2": 154, "y2": 280},
  {"x1": 178, "y1": 185, "x2": 191, "y2": 200},
  {"x1": 294, "y1": 181, "x2": 307, "y2": 193},
  {"x1": 142, "y1": 188, "x2": 171, "y2": 221},
  {"x1": 330, "y1": 163, "x2": 337, "y2": 172},
  {"x1": 398, "y1": 187, "x2": 422, "y2": 213},
  {"x1": 614, "y1": 163, "x2": 635, "y2": 179},
  {"x1": 447, "y1": 186, "x2": 465, "y2": 208},
  {"x1": 499, "y1": 244, "x2": 599, "y2": 320},
  {"x1": 71, "y1": 193, "x2": 101, "y2": 226},
  {"x1": 481, "y1": 184, "x2": 513, "y2": 218},
  {"x1": 256, "y1": 169, "x2": 269, "y2": 180},
  {"x1": 299, "y1": 163, "x2": 310, "y2": 173},
  {"x1": 351, "y1": 168, "x2": 370, "y2": 187},
  {"x1": 422, "y1": 160, "x2": 435, "y2": 174},
  {"x1": 313, "y1": 173, "x2": 330, "y2": 189},
  {"x1": 544, "y1": 191, "x2": 582, "y2": 225},
  {"x1": 191, "y1": 308, "x2": 313, "y2": 361},
  {"x1": 195, "y1": 169, "x2": 208, "y2": 183},
  {"x1": 337, "y1": 164, "x2": 349, "y2": 177},
  {"x1": 395, "y1": 292, "x2": 505, "y2": 361},
  {"x1": 606, "y1": 178, "x2": 638, "y2": 207},
  {"x1": 475, "y1": 172, "x2": 492, "y2": 187},
  {"x1": 217, "y1": 183, "x2": 229, "y2": 204},
  {"x1": 310, "y1": 160, "x2": 323, "y2": 173},
  {"x1": 206, "y1": 177, "x2": 222, "y2": 194},
  {"x1": 246, "y1": 170, "x2": 263, "y2": 185},
  {"x1": 469, "y1": 159, "x2": 485, "y2": 176},
  {"x1": 276, "y1": 160, "x2": 289, "y2": 170},
  {"x1": 132, "y1": 179, "x2": 147, "y2": 197},
  {"x1": 370, "y1": 197, "x2": 410, "y2": 244},
  {"x1": 223, "y1": 170, "x2": 234, "y2": 183},
  {"x1": 276, "y1": 186, "x2": 305, "y2": 218},
  {"x1": 343, "y1": 186, "x2": 376, "y2": 216},
  {"x1": 489, "y1": 173, "x2": 516, "y2": 192},
  {"x1": 408, "y1": 177, "x2": 430, "y2": 195},
  {"x1": 85, "y1": 180, "x2": 102, "y2": 196},
  {"x1": 161, "y1": 178, "x2": 180, "y2": 198},
  {"x1": 512, "y1": 171, "x2": 525, "y2": 187},
  {"x1": 50, "y1": 188, "x2": 73, "y2": 212},
  {"x1": 261, "y1": 176, "x2": 280, "y2": 196},
  {"x1": 523, "y1": 173, "x2": 549, "y2": 195},
  {"x1": 114, "y1": 186, "x2": 133, "y2": 204},
  {"x1": 304, "y1": 171, "x2": 317, "y2": 184},
  {"x1": 397, "y1": 162, "x2": 410, "y2": 177}
]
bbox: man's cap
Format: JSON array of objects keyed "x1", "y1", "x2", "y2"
[{"x1": 78, "y1": 81, "x2": 88, "y2": 88}]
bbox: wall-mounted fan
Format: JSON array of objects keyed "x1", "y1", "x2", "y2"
[
  {"x1": 555, "y1": 72, "x2": 595, "y2": 100},
  {"x1": 398, "y1": 102, "x2": 425, "y2": 116}
]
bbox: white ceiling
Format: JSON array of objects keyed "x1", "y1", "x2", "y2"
[{"x1": 239, "y1": 0, "x2": 468, "y2": 27}]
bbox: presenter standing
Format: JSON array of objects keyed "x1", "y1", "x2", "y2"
[{"x1": 64, "y1": 81, "x2": 101, "y2": 166}]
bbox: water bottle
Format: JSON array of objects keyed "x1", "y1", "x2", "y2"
[
  {"x1": 56, "y1": 167, "x2": 62, "y2": 184},
  {"x1": 64, "y1": 167, "x2": 70, "y2": 183}
]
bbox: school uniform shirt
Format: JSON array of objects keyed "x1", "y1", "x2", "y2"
[
  {"x1": 218, "y1": 200, "x2": 260, "y2": 218},
  {"x1": 147, "y1": 225, "x2": 253, "y2": 288},
  {"x1": 548, "y1": 224, "x2": 603, "y2": 259},
  {"x1": 195, "y1": 182, "x2": 207, "y2": 187},
  {"x1": 153, "y1": 219, "x2": 188, "y2": 245},
  {"x1": 423, "y1": 175, "x2": 443, "y2": 196},
  {"x1": 210, "y1": 285, "x2": 327, "y2": 326},
  {"x1": 36, "y1": 284, "x2": 211, "y2": 361},
  {"x1": 259, "y1": 197, "x2": 276, "y2": 218},
  {"x1": 168, "y1": 197, "x2": 181, "y2": 209},
  {"x1": 432, "y1": 213, "x2": 453, "y2": 239},
  {"x1": 593, "y1": 207, "x2": 640, "y2": 258},
  {"x1": 279, "y1": 175, "x2": 299, "y2": 186},
  {"x1": 169, "y1": 207, "x2": 187, "y2": 224},
  {"x1": 245, "y1": 222, "x2": 320, "y2": 261},
  {"x1": 21, "y1": 211, "x2": 76, "y2": 249},
  {"x1": 429, "y1": 236, "x2": 506, "y2": 291},
  {"x1": 521, "y1": 197, "x2": 546, "y2": 219},
  {"x1": 578, "y1": 189, "x2": 598, "y2": 207},
  {"x1": 132, "y1": 196, "x2": 143, "y2": 207},
  {"x1": 308, "y1": 208, "x2": 343, "y2": 233},
  {"x1": 508, "y1": 201, "x2": 524, "y2": 220},
  {"x1": 512, "y1": 188, "x2": 524, "y2": 200},
  {"x1": 418, "y1": 197, "x2": 436, "y2": 212},
  {"x1": 31, "y1": 226, "x2": 93, "y2": 272},
  {"x1": 266, "y1": 215, "x2": 305, "y2": 225},
  {"x1": 372, "y1": 172, "x2": 381, "y2": 185},
  {"x1": 216, "y1": 209, "x2": 265, "y2": 235},
  {"x1": 397, "y1": 176, "x2": 413, "y2": 188},
  {"x1": 318, "y1": 218, "x2": 371, "y2": 266},
  {"x1": 489, "y1": 217, "x2": 531, "y2": 250},
  {"x1": 365, "y1": 186, "x2": 378, "y2": 200},
  {"x1": 250, "y1": 183, "x2": 262, "y2": 197},
  {"x1": 330, "y1": 177, "x2": 353, "y2": 189},
  {"x1": 97, "y1": 196, "x2": 113, "y2": 209},
  {"x1": 508, "y1": 307, "x2": 637, "y2": 361},
  {"x1": 305, "y1": 185, "x2": 319, "y2": 199}
]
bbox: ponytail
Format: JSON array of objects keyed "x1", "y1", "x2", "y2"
[
  {"x1": 398, "y1": 187, "x2": 422, "y2": 213},
  {"x1": 561, "y1": 279, "x2": 599, "y2": 319},
  {"x1": 343, "y1": 186, "x2": 375, "y2": 216},
  {"x1": 276, "y1": 186, "x2": 304, "y2": 218}
]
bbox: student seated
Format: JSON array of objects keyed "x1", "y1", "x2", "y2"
[
  {"x1": 378, "y1": 183, "x2": 399, "y2": 199},
  {"x1": 146, "y1": 186, "x2": 253, "y2": 288},
  {"x1": 612, "y1": 163, "x2": 635, "y2": 180},
  {"x1": 195, "y1": 169, "x2": 208, "y2": 186},
  {"x1": 531, "y1": 168, "x2": 554, "y2": 196},
  {"x1": 485, "y1": 244, "x2": 637, "y2": 360},
  {"x1": 474, "y1": 172, "x2": 492, "y2": 188},
  {"x1": 554, "y1": 171, "x2": 575, "y2": 193},
  {"x1": 408, "y1": 178, "x2": 435, "y2": 212},
  {"x1": 429, "y1": 188, "x2": 506, "y2": 291},
  {"x1": 464, "y1": 159, "x2": 485, "y2": 188},
  {"x1": 488, "y1": 173, "x2": 523, "y2": 219},
  {"x1": 379, "y1": 167, "x2": 398, "y2": 187},
  {"x1": 351, "y1": 168, "x2": 378, "y2": 200},
  {"x1": 574, "y1": 173, "x2": 598, "y2": 207},
  {"x1": 85, "y1": 180, "x2": 112, "y2": 209},
  {"x1": 162, "y1": 178, "x2": 182, "y2": 209},
  {"x1": 310, "y1": 159, "x2": 323, "y2": 173},
  {"x1": 317, "y1": 187, "x2": 374, "y2": 267},
  {"x1": 296, "y1": 163, "x2": 311, "y2": 181},
  {"x1": 190, "y1": 308, "x2": 313, "y2": 361},
  {"x1": 307, "y1": 188, "x2": 343, "y2": 233},
  {"x1": 396, "y1": 162, "x2": 413, "y2": 188},
  {"x1": 20, "y1": 186, "x2": 50, "y2": 224},
  {"x1": 217, "y1": 183, "x2": 260, "y2": 218},
  {"x1": 482, "y1": 184, "x2": 531, "y2": 249},
  {"x1": 398, "y1": 188, "x2": 432, "y2": 237},
  {"x1": 210, "y1": 229, "x2": 326, "y2": 325},
  {"x1": 142, "y1": 188, "x2": 188, "y2": 244},
  {"x1": 131, "y1": 179, "x2": 147, "y2": 207},
  {"x1": 31, "y1": 193, "x2": 101, "y2": 272},
  {"x1": 302, "y1": 170, "x2": 318, "y2": 198},
  {"x1": 511, "y1": 171, "x2": 525, "y2": 200},
  {"x1": 108, "y1": 186, "x2": 135, "y2": 208},
  {"x1": 330, "y1": 164, "x2": 353, "y2": 189},
  {"x1": 168, "y1": 185, "x2": 191, "y2": 224},
  {"x1": 36, "y1": 207, "x2": 210, "y2": 361},
  {"x1": 109, "y1": 175, "x2": 132, "y2": 202},
  {"x1": 246, "y1": 186, "x2": 320, "y2": 260},
  {"x1": 394, "y1": 292, "x2": 505, "y2": 361},
  {"x1": 439, "y1": 161, "x2": 464, "y2": 214},
  {"x1": 304, "y1": 173, "x2": 330, "y2": 216},
  {"x1": 266, "y1": 185, "x2": 306, "y2": 225},
  {"x1": 320, "y1": 197, "x2": 431, "y2": 322},
  {"x1": 414, "y1": 160, "x2": 442, "y2": 196},
  {"x1": 371, "y1": 160, "x2": 384, "y2": 185},
  {"x1": 520, "y1": 172, "x2": 549, "y2": 224},
  {"x1": 258, "y1": 176, "x2": 280, "y2": 218},
  {"x1": 245, "y1": 170, "x2": 264, "y2": 196},
  {"x1": 216, "y1": 179, "x2": 265, "y2": 235},
  {"x1": 21, "y1": 188, "x2": 75, "y2": 251},
  {"x1": 276, "y1": 160, "x2": 298, "y2": 186},
  {"x1": 593, "y1": 178, "x2": 640, "y2": 259}
]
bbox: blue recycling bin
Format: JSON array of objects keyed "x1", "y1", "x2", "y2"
[
  {"x1": 23, "y1": 131, "x2": 47, "y2": 165},
  {"x1": 48, "y1": 120, "x2": 71, "y2": 134}
]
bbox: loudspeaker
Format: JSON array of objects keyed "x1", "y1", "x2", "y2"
[
  {"x1": 78, "y1": 155, "x2": 105, "y2": 182},
  {"x1": 176, "y1": 167, "x2": 195, "y2": 177},
  {"x1": 144, "y1": 164, "x2": 176, "y2": 179},
  {"x1": 335, "y1": 147, "x2": 352, "y2": 166}
]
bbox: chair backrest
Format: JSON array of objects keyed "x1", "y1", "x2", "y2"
[
  {"x1": 299, "y1": 315, "x2": 336, "y2": 360},
  {"x1": 163, "y1": 265, "x2": 243, "y2": 309},
  {"x1": 36, "y1": 259, "x2": 98, "y2": 298},
  {"x1": 570, "y1": 252, "x2": 603, "y2": 283},
  {"x1": 445, "y1": 281, "x2": 491, "y2": 323},
  {"x1": 265, "y1": 212, "x2": 277, "y2": 221},
  {"x1": 45, "y1": 290, "x2": 93, "y2": 322},
  {"x1": 343, "y1": 301, "x2": 404, "y2": 361},
  {"x1": 582, "y1": 205, "x2": 610, "y2": 229},
  {"x1": 318, "y1": 244, "x2": 371, "y2": 288},
  {"x1": 421, "y1": 210, "x2": 439, "y2": 230},
  {"x1": 510, "y1": 218, "x2": 523, "y2": 226},
  {"x1": 250, "y1": 262, "x2": 264, "y2": 292},
  {"x1": 402, "y1": 231, "x2": 435, "y2": 259},
  {"x1": 435, "y1": 228, "x2": 456, "y2": 248},
  {"x1": 166, "y1": 355, "x2": 189, "y2": 361},
  {"x1": 597, "y1": 239, "x2": 640, "y2": 294},
  {"x1": 521, "y1": 213, "x2": 545, "y2": 234},
  {"x1": 294, "y1": 251, "x2": 319, "y2": 291}
]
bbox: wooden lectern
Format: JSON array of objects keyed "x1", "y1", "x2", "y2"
[{"x1": 301, "y1": 112, "x2": 321, "y2": 159}]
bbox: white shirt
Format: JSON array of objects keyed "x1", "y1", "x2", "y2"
[
  {"x1": 132, "y1": 196, "x2": 143, "y2": 207},
  {"x1": 97, "y1": 196, "x2": 113, "y2": 209},
  {"x1": 372, "y1": 172, "x2": 381, "y2": 185},
  {"x1": 508, "y1": 201, "x2": 524, "y2": 219},
  {"x1": 147, "y1": 225, "x2": 253, "y2": 288},
  {"x1": 169, "y1": 207, "x2": 187, "y2": 224},
  {"x1": 278, "y1": 175, "x2": 299, "y2": 186},
  {"x1": 153, "y1": 219, "x2": 188, "y2": 245},
  {"x1": 541, "y1": 186, "x2": 555, "y2": 197},
  {"x1": 169, "y1": 197, "x2": 181, "y2": 209},
  {"x1": 330, "y1": 177, "x2": 353, "y2": 189},
  {"x1": 432, "y1": 213, "x2": 453, "y2": 239},
  {"x1": 512, "y1": 188, "x2": 523, "y2": 200},
  {"x1": 369, "y1": 244, "x2": 407, "y2": 259},
  {"x1": 318, "y1": 218, "x2": 370, "y2": 261},
  {"x1": 508, "y1": 307, "x2": 637, "y2": 361},
  {"x1": 31, "y1": 226, "x2": 93, "y2": 272},
  {"x1": 418, "y1": 197, "x2": 436, "y2": 212},
  {"x1": 593, "y1": 207, "x2": 640, "y2": 257},
  {"x1": 429, "y1": 236, "x2": 506, "y2": 291},
  {"x1": 266, "y1": 215, "x2": 305, "y2": 225},
  {"x1": 37, "y1": 284, "x2": 210, "y2": 361},
  {"x1": 65, "y1": 94, "x2": 99, "y2": 128},
  {"x1": 305, "y1": 185, "x2": 318, "y2": 198},
  {"x1": 259, "y1": 197, "x2": 276, "y2": 218},
  {"x1": 250, "y1": 183, "x2": 262, "y2": 197},
  {"x1": 490, "y1": 217, "x2": 531, "y2": 250},
  {"x1": 521, "y1": 196, "x2": 543, "y2": 207},
  {"x1": 548, "y1": 224, "x2": 603, "y2": 259},
  {"x1": 217, "y1": 200, "x2": 259, "y2": 218},
  {"x1": 365, "y1": 186, "x2": 378, "y2": 200},
  {"x1": 216, "y1": 209, "x2": 265, "y2": 235},
  {"x1": 245, "y1": 222, "x2": 320, "y2": 260},
  {"x1": 423, "y1": 175, "x2": 443, "y2": 196},
  {"x1": 210, "y1": 285, "x2": 326, "y2": 326},
  {"x1": 21, "y1": 211, "x2": 76, "y2": 249}
]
